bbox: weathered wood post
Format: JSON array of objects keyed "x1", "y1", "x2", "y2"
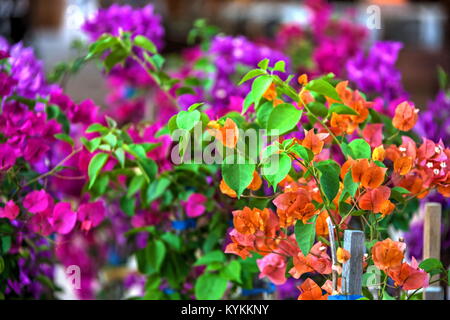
[
  {"x1": 423, "y1": 202, "x2": 444, "y2": 300},
  {"x1": 328, "y1": 229, "x2": 365, "y2": 300},
  {"x1": 326, "y1": 217, "x2": 338, "y2": 293},
  {"x1": 342, "y1": 230, "x2": 365, "y2": 296}
]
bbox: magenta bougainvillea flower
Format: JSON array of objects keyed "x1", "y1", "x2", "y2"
[
  {"x1": 23, "y1": 190, "x2": 52, "y2": 214},
  {"x1": 182, "y1": 193, "x2": 208, "y2": 218},
  {"x1": 77, "y1": 201, "x2": 106, "y2": 232},
  {"x1": 0, "y1": 200, "x2": 20, "y2": 221},
  {"x1": 48, "y1": 202, "x2": 77, "y2": 235}
]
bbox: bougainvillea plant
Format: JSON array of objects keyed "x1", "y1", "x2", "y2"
[{"x1": 1, "y1": 1, "x2": 449, "y2": 300}]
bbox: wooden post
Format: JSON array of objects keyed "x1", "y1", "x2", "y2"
[
  {"x1": 326, "y1": 217, "x2": 338, "y2": 293},
  {"x1": 342, "y1": 230, "x2": 365, "y2": 296},
  {"x1": 423, "y1": 202, "x2": 444, "y2": 300}
]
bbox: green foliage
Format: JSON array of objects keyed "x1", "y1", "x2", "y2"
[
  {"x1": 294, "y1": 216, "x2": 317, "y2": 255},
  {"x1": 266, "y1": 103, "x2": 302, "y2": 135},
  {"x1": 221, "y1": 155, "x2": 255, "y2": 198}
]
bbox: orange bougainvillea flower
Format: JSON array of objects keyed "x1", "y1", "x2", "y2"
[
  {"x1": 290, "y1": 242, "x2": 332, "y2": 279},
  {"x1": 301, "y1": 129, "x2": 329, "y2": 155},
  {"x1": 392, "y1": 101, "x2": 419, "y2": 131},
  {"x1": 379, "y1": 199, "x2": 395, "y2": 217},
  {"x1": 220, "y1": 179, "x2": 237, "y2": 198},
  {"x1": 340, "y1": 157, "x2": 356, "y2": 180},
  {"x1": 351, "y1": 159, "x2": 369, "y2": 183},
  {"x1": 387, "y1": 257, "x2": 429, "y2": 291},
  {"x1": 315, "y1": 211, "x2": 329, "y2": 238},
  {"x1": 297, "y1": 278, "x2": 328, "y2": 300},
  {"x1": 298, "y1": 74, "x2": 308, "y2": 86},
  {"x1": 263, "y1": 83, "x2": 277, "y2": 101},
  {"x1": 247, "y1": 171, "x2": 262, "y2": 191},
  {"x1": 336, "y1": 248, "x2": 351, "y2": 264},
  {"x1": 273, "y1": 189, "x2": 318, "y2": 227},
  {"x1": 394, "y1": 156, "x2": 413, "y2": 176},
  {"x1": 371, "y1": 238, "x2": 404, "y2": 271},
  {"x1": 360, "y1": 165, "x2": 387, "y2": 189},
  {"x1": 300, "y1": 90, "x2": 315, "y2": 105},
  {"x1": 207, "y1": 118, "x2": 239, "y2": 148},
  {"x1": 358, "y1": 186, "x2": 391, "y2": 213},
  {"x1": 232, "y1": 207, "x2": 275, "y2": 236},
  {"x1": 372, "y1": 145, "x2": 385, "y2": 162}
]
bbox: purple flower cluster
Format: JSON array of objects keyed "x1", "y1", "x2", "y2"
[
  {"x1": 346, "y1": 41, "x2": 408, "y2": 103},
  {"x1": 185, "y1": 35, "x2": 290, "y2": 114},
  {"x1": 82, "y1": 4, "x2": 164, "y2": 50},
  {"x1": 0, "y1": 101, "x2": 61, "y2": 169},
  {"x1": 0, "y1": 37, "x2": 54, "y2": 99},
  {"x1": 415, "y1": 91, "x2": 450, "y2": 145},
  {"x1": 6, "y1": 231, "x2": 54, "y2": 299}
]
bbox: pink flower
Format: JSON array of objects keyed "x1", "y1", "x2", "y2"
[
  {"x1": 0, "y1": 143, "x2": 17, "y2": 170},
  {"x1": 28, "y1": 212, "x2": 54, "y2": 236},
  {"x1": 0, "y1": 200, "x2": 20, "y2": 220},
  {"x1": 77, "y1": 201, "x2": 106, "y2": 232},
  {"x1": 388, "y1": 257, "x2": 429, "y2": 291},
  {"x1": 23, "y1": 190, "x2": 52, "y2": 214},
  {"x1": 48, "y1": 202, "x2": 77, "y2": 234},
  {"x1": 362, "y1": 123, "x2": 384, "y2": 148},
  {"x1": 257, "y1": 253, "x2": 287, "y2": 285},
  {"x1": 182, "y1": 193, "x2": 207, "y2": 218}
]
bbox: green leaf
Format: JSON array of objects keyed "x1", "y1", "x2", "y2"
[
  {"x1": 251, "y1": 75, "x2": 273, "y2": 106},
  {"x1": 176, "y1": 110, "x2": 200, "y2": 131},
  {"x1": 238, "y1": 69, "x2": 266, "y2": 85},
  {"x1": 176, "y1": 86, "x2": 196, "y2": 96},
  {"x1": 120, "y1": 196, "x2": 135, "y2": 216},
  {"x1": 242, "y1": 91, "x2": 254, "y2": 115},
  {"x1": 257, "y1": 59, "x2": 269, "y2": 70},
  {"x1": 133, "y1": 35, "x2": 157, "y2": 54},
  {"x1": 262, "y1": 153, "x2": 291, "y2": 191},
  {"x1": 306, "y1": 79, "x2": 341, "y2": 101},
  {"x1": 272, "y1": 60, "x2": 286, "y2": 73},
  {"x1": 195, "y1": 273, "x2": 228, "y2": 300},
  {"x1": 220, "y1": 260, "x2": 242, "y2": 284},
  {"x1": 222, "y1": 154, "x2": 255, "y2": 198},
  {"x1": 316, "y1": 160, "x2": 341, "y2": 202},
  {"x1": 294, "y1": 216, "x2": 317, "y2": 255},
  {"x1": 267, "y1": 103, "x2": 302, "y2": 135},
  {"x1": 86, "y1": 123, "x2": 109, "y2": 134},
  {"x1": 194, "y1": 250, "x2": 226, "y2": 266},
  {"x1": 137, "y1": 158, "x2": 158, "y2": 183},
  {"x1": 290, "y1": 144, "x2": 314, "y2": 163},
  {"x1": 342, "y1": 171, "x2": 358, "y2": 198},
  {"x1": 126, "y1": 175, "x2": 145, "y2": 198},
  {"x1": 103, "y1": 133, "x2": 117, "y2": 147},
  {"x1": 104, "y1": 48, "x2": 128, "y2": 73},
  {"x1": 161, "y1": 233, "x2": 182, "y2": 251},
  {"x1": 0, "y1": 256, "x2": 4, "y2": 274},
  {"x1": 114, "y1": 148, "x2": 125, "y2": 168},
  {"x1": 419, "y1": 258, "x2": 444, "y2": 274},
  {"x1": 86, "y1": 36, "x2": 119, "y2": 60},
  {"x1": 136, "y1": 240, "x2": 166, "y2": 275},
  {"x1": 329, "y1": 103, "x2": 359, "y2": 116},
  {"x1": 308, "y1": 102, "x2": 329, "y2": 118},
  {"x1": 348, "y1": 139, "x2": 371, "y2": 159},
  {"x1": 88, "y1": 153, "x2": 109, "y2": 189},
  {"x1": 146, "y1": 177, "x2": 171, "y2": 204},
  {"x1": 188, "y1": 102, "x2": 205, "y2": 112},
  {"x1": 255, "y1": 101, "x2": 273, "y2": 127},
  {"x1": 54, "y1": 133, "x2": 74, "y2": 146},
  {"x1": 1, "y1": 236, "x2": 11, "y2": 254}
]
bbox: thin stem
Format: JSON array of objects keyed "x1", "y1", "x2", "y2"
[{"x1": 20, "y1": 148, "x2": 82, "y2": 189}]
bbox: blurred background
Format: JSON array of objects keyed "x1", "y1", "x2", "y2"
[{"x1": 0, "y1": 0, "x2": 449, "y2": 113}]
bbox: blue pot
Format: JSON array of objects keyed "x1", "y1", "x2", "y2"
[{"x1": 328, "y1": 295, "x2": 364, "y2": 300}]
